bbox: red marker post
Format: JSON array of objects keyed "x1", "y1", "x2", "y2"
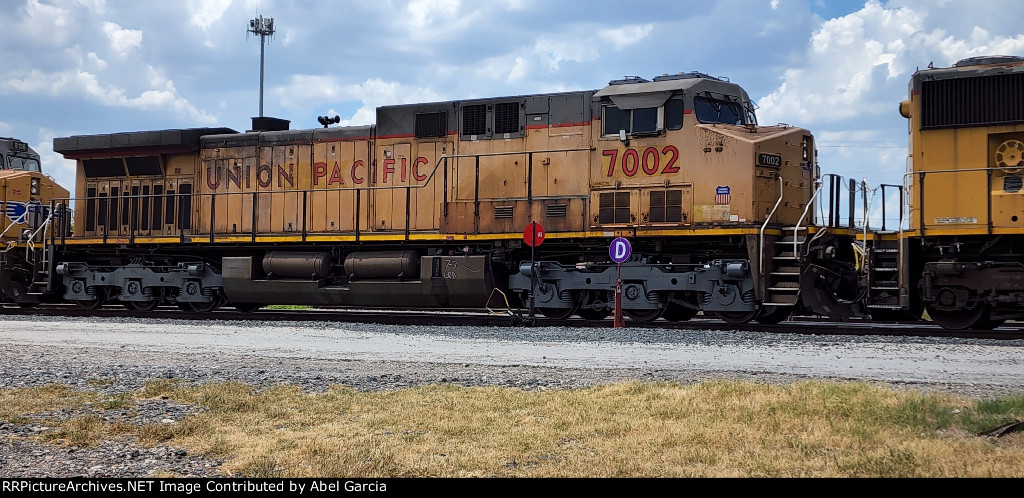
[
  {"x1": 523, "y1": 222, "x2": 545, "y2": 322},
  {"x1": 609, "y1": 237, "x2": 631, "y2": 328}
]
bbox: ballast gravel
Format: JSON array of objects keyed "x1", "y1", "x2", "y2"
[{"x1": 1, "y1": 314, "x2": 1022, "y2": 478}]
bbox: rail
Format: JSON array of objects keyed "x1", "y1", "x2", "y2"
[{"x1": 758, "y1": 174, "x2": 784, "y2": 276}]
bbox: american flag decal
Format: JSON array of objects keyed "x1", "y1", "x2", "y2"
[{"x1": 715, "y1": 186, "x2": 731, "y2": 204}]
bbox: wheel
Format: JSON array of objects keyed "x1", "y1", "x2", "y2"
[
  {"x1": 623, "y1": 307, "x2": 665, "y2": 322},
  {"x1": 663, "y1": 293, "x2": 699, "y2": 322},
  {"x1": 754, "y1": 306, "x2": 791, "y2": 325},
  {"x1": 969, "y1": 308, "x2": 1005, "y2": 330},
  {"x1": 662, "y1": 302, "x2": 698, "y2": 322},
  {"x1": 75, "y1": 299, "x2": 104, "y2": 310},
  {"x1": 708, "y1": 310, "x2": 760, "y2": 324},
  {"x1": 232, "y1": 303, "x2": 264, "y2": 313},
  {"x1": 926, "y1": 304, "x2": 987, "y2": 330},
  {"x1": 182, "y1": 298, "x2": 222, "y2": 313},
  {"x1": 124, "y1": 300, "x2": 159, "y2": 311},
  {"x1": 538, "y1": 305, "x2": 578, "y2": 320}
]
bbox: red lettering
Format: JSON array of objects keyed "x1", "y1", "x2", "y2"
[
  {"x1": 225, "y1": 165, "x2": 242, "y2": 189},
  {"x1": 329, "y1": 162, "x2": 344, "y2": 186},
  {"x1": 661, "y1": 145, "x2": 680, "y2": 174},
  {"x1": 603, "y1": 149, "x2": 618, "y2": 177},
  {"x1": 351, "y1": 160, "x2": 364, "y2": 185},
  {"x1": 313, "y1": 162, "x2": 328, "y2": 186},
  {"x1": 642, "y1": 147, "x2": 659, "y2": 175},
  {"x1": 206, "y1": 166, "x2": 221, "y2": 190},
  {"x1": 277, "y1": 164, "x2": 294, "y2": 188},
  {"x1": 400, "y1": 158, "x2": 407, "y2": 183},
  {"x1": 383, "y1": 158, "x2": 396, "y2": 183},
  {"x1": 257, "y1": 165, "x2": 272, "y2": 188},
  {"x1": 622, "y1": 149, "x2": 639, "y2": 177},
  {"x1": 413, "y1": 157, "x2": 428, "y2": 182}
]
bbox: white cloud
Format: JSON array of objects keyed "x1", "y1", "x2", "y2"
[
  {"x1": 102, "y1": 22, "x2": 142, "y2": 56},
  {"x1": 533, "y1": 37, "x2": 599, "y2": 71},
  {"x1": 760, "y1": 0, "x2": 1024, "y2": 130},
  {"x1": 406, "y1": 0, "x2": 461, "y2": 29},
  {"x1": 275, "y1": 76, "x2": 444, "y2": 126},
  {"x1": 188, "y1": 0, "x2": 233, "y2": 31},
  {"x1": 598, "y1": 24, "x2": 654, "y2": 50},
  {"x1": 86, "y1": 52, "x2": 108, "y2": 70}
]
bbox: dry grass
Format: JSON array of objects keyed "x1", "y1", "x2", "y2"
[{"x1": 3, "y1": 380, "x2": 1023, "y2": 477}]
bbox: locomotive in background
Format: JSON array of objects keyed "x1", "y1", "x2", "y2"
[
  {"x1": 2, "y1": 58, "x2": 1021, "y2": 329},
  {"x1": 0, "y1": 138, "x2": 69, "y2": 306}
]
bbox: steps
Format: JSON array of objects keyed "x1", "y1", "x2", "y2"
[
  {"x1": 866, "y1": 238, "x2": 902, "y2": 309},
  {"x1": 763, "y1": 228, "x2": 805, "y2": 306}
]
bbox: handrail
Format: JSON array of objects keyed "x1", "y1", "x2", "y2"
[
  {"x1": 758, "y1": 174, "x2": 784, "y2": 276},
  {"x1": 51, "y1": 146, "x2": 595, "y2": 239},
  {"x1": 792, "y1": 174, "x2": 835, "y2": 257}
]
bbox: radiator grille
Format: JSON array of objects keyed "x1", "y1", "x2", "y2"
[
  {"x1": 921, "y1": 73, "x2": 1024, "y2": 129},
  {"x1": 649, "y1": 189, "x2": 683, "y2": 222},
  {"x1": 494, "y1": 102, "x2": 520, "y2": 134},
  {"x1": 462, "y1": 104, "x2": 487, "y2": 135},
  {"x1": 599, "y1": 192, "x2": 630, "y2": 224}
]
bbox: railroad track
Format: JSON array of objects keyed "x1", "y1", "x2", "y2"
[{"x1": 3, "y1": 304, "x2": 1023, "y2": 341}]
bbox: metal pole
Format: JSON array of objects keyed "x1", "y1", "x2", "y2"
[
  {"x1": 614, "y1": 263, "x2": 624, "y2": 328},
  {"x1": 259, "y1": 39, "x2": 265, "y2": 117},
  {"x1": 529, "y1": 221, "x2": 536, "y2": 324}
]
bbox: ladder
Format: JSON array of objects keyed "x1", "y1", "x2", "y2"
[
  {"x1": 865, "y1": 237, "x2": 902, "y2": 310},
  {"x1": 762, "y1": 227, "x2": 805, "y2": 307}
]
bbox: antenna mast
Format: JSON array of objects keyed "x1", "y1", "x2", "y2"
[{"x1": 247, "y1": 15, "x2": 275, "y2": 117}]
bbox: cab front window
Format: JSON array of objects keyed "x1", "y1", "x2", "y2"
[
  {"x1": 693, "y1": 96, "x2": 745, "y2": 125},
  {"x1": 8, "y1": 155, "x2": 41, "y2": 172},
  {"x1": 602, "y1": 105, "x2": 663, "y2": 136}
]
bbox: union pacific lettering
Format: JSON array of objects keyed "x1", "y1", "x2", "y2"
[
  {"x1": 205, "y1": 157, "x2": 431, "y2": 191},
  {"x1": 206, "y1": 164, "x2": 292, "y2": 190}
]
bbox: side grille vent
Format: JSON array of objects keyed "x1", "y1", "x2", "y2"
[
  {"x1": 649, "y1": 189, "x2": 683, "y2": 222},
  {"x1": 462, "y1": 104, "x2": 487, "y2": 136},
  {"x1": 494, "y1": 205, "x2": 514, "y2": 219},
  {"x1": 598, "y1": 192, "x2": 631, "y2": 224},
  {"x1": 545, "y1": 204, "x2": 567, "y2": 218}
]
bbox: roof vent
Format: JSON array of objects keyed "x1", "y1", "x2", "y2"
[
  {"x1": 653, "y1": 71, "x2": 719, "y2": 82},
  {"x1": 953, "y1": 55, "x2": 1024, "y2": 67},
  {"x1": 608, "y1": 76, "x2": 651, "y2": 86},
  {"x1": 249, "y1": 116, "x2": 290, "y2": 132}
]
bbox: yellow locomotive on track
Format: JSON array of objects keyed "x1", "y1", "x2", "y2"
[
  {"x1": 20, "y1": 61, "x2": 1019, "y2": 330},
  {"x1": 898, "y1": 55, "x2": 1024, "y2": 329},
  {"x1": 0, "y1": 137, "x2": 69, "y2": 306},
  {"x1": 37, "y1": 70, "x2": 864, "y2": 322}
]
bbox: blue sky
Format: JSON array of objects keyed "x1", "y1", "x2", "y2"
[{"x1": 3, "y1": 0, "x2": 1023, "y2": 227}]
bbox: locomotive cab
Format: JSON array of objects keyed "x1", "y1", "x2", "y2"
[{"x1": 0, "y1": 138, "x2": 70, "y2": 305}]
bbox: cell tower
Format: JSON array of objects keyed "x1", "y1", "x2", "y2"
[{"x1": 247, "y1": 15, "x2": 275, "y2": 117}]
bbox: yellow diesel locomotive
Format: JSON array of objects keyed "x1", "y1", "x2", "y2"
[
  {"x1": 6, "y1": 71, "x2": 875, "y2": 323},
  {"x1": 898, "y1": 55, "x2": 1024, "y2": 329}
]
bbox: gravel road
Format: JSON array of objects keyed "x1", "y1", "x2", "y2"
[{"x1": 1, "y1": 314, "x2": 1022, "y2": 478}]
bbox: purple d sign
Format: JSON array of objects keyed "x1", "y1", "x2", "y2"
[{"x1": 609, "y1": 237, "x2": 631, "y2": 263}]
